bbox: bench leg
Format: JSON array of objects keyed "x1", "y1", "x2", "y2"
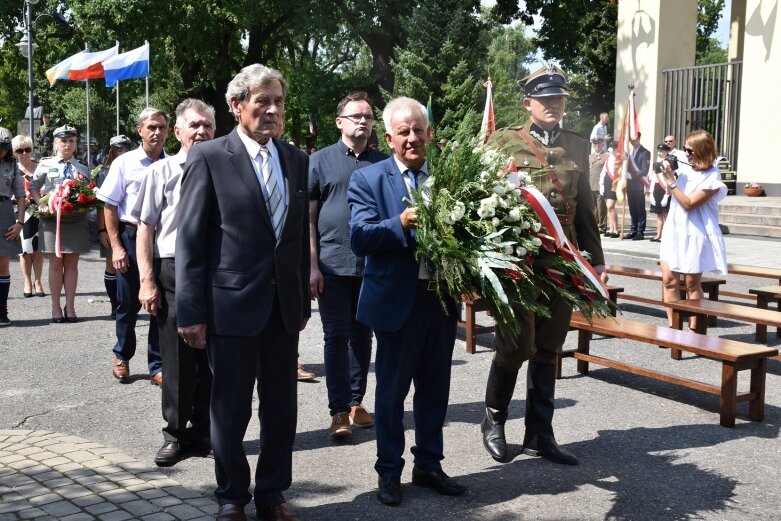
[
  {"x1": 707, "y1": 287, "x2": 719, "y2": 327},
  {"x1": 755, "y1": 295, "x2": 769, "y2": 343},
  {"x1": 720, "y1": 363, "x2": 738, "y2": 428},
  {"x1": 576, "y1": 330, "x2": 591, "y2": 375},
  {"x1": 464, "y1": 302, "x2": 476, "y2": 354},
  {"x1": 749, "y1": 358, "x2": 768, "y2": 422},
  {"x1": 670, "y1": 311, "x2": 683, "y2": 360}
]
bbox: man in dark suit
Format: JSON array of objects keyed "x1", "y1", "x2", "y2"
[
  {"x1": 348, "y1": 97, "x2": 466, "y2": 507},
  {"x1": 623, "y1": 132, "x2": 651, "y2": 240},
  {"x1": 176, "y1": 64, "x2": 310, "y2": 521}
]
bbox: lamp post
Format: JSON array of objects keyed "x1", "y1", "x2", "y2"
[{"x1": 16, "y1": 0, "x2": 40, "y2": 150}]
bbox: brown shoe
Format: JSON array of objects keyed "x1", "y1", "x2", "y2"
[
  {"x1": 112, "y1": 357, "x2": 129, "y2": 383},
  {"x1": 296, "y1": 362, "x2": 316, "y2": 382},
  {"x1": 256, "y1": 502, "x2": 298, "y2": 521},
  {"x1": 350, "y1": 403, "x2": 374, "y2": 428},
  {"x1": 150, "y1": 372, "x2": 163, "y2": 386},
  {"x1": 329, "y1": 412, "x2": 352, "y2": 438},
  {"x1": 216, "y1": 503, "x2": 247, "y2": 521}
]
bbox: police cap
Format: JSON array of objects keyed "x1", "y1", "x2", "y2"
[
  {"x1": 521, "y1": 63, "x2": 569, "y2": 98},
  {"x1": 53, "y1": 124, "x2": 78, "y2": 139},
  {"x1": 110, "y1": 135, "x2": 133, "y2": 148},
  {"x1": 0, "y1": 127, "x2": 11, "y2": 150}
]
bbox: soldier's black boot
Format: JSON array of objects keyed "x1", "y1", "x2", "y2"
[
  {"x1": 481, "y1": 361, "x2": 520, "y2": 462},
  {"x1": 522, "y1": 361, "x2": 578, "y2": 465}
]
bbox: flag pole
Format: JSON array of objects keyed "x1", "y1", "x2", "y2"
[
  {"x1": 145, "y1": 40, "x2": 150, "y2": 107},
  {"x1": 116, "y1": 40, "x2": 120, "y2": 135},
  {"x1": 84, "y1": 44, "x2": 91, "y2": 168}
]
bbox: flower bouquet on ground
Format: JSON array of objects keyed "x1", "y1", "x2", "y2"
[
  {"x1": 36, "y1": 178, "x2": 101, "y2": 219},
  {"x1": 409, "y1": 114, "x2": 614, "y2": 343}
]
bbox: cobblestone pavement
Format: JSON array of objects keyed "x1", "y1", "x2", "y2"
[
  {"x1": 2, "y1": 231, "x2": 781, "y2": 520},
  {"x1": 0, "y1": 430, "x2": 216, "y2": 521}
]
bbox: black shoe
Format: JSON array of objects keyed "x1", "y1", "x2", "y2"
[
  {"x1": 154, "y1": 441, "x2": 183, "y2": 467},
  {"x1": 481, "y1": 407, "x2": 508, "y2": 462},
  {"x1": 23, "y1": 292, "x2": 33, "y2": 298},
  {"x1": 632, "y1": 234, "x2": 644, "y2": 241},
  {"x1": 411, "y1": 466, "x2": 467, "y2": 496},
  {"x1": 522, "y1": 434, "x2": 578, "y2": 465},
  {"x1": 377, "y1": 477, "x2": 402, "y2": 505},
  {"x1": 0, "y1": 315, "x2": 11, "y2": 327},
  {"x1": 622, "y1": 233, "x2": 636, "y2": 240}
]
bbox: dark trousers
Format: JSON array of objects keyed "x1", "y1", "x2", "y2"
[
  {"x1": 320, "y1": 273, "x2": 373, "y2": 416},
  {"x1": 592, "y1": 191, "x2": 607, "y2": 231},
  {"x1": 113, "y1": 225, "x2": 161, "y2": 374},
  {"x1": 373, "y1": 286, "x2": 457, "y2": 478},
  {"x1": 208, "y1": 301, "x2": 298, "y2": 508},
  {"x1": 156, "y1": 258, "x2": 212, "y2": 444},
  {"x1": 626, "y1": 180, "x2": 647, "y2": 234}
]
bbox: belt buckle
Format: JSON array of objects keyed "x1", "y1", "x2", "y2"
[{"x1": 425, "y1": 280, "x2": 437, "y2": 291}]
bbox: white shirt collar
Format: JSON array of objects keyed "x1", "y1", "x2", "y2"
[
  {"x1": 392, "y1": 155, "x2": 428, "y2": 176},
  {"x1": 237, "y1": 127, "x2": 277, "y2": 160}
]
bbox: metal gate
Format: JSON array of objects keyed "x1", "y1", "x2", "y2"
[{"x1": 662, "y1": 61, "x2": 742, "y2": 169}]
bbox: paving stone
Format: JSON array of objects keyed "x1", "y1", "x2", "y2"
[
  {"x1": 1, "y1": 473, "x2": 34, "y2": 486},
  {"x1": 162, "y1": 503, "x2": 205, "y2": 520},
  {"x1": 97, "y1": 510, "x2": 134, "y2": 521},
  {"x1": 56, "y1": 463, "x2": 87, "y2": 474},
  {"x1": 84, "y1": 502, "x2": 119, "y2": 515},
  {"x1": 0, "y1": 513, "x2": 18, "y2": 521},
  {"x1": 0, "y1": 491, "x2": 25, "y2": 504},
  {"x1": 0, "y1": 454, "x2": 25, "y2": 464},
  {"x1": 140, "y1": 513, "x2": 175, "y2": 521},
  {"x1": 56, "y1": 483, "x2": 94, "y2": 499},
  {"x1": 33, "y1": 470, "x2": 66, "y2": 482},
  {"x1": 68, "y1": 451, "x2": 98, "y2": 463},
  {"x1": 74, "y1": 474, "x2": 106, "y2": 486},
  {"x1": 86, "y1": 481, "x2": 119, "y2": 493},
  {"x1": 122, "y1": 499, "x2": 161, "y2": 516},
  {"x1": 42, "y1": 456, "x2": 73, "y2": 467},
  {"x1": 100, "y1": 489, "x2": 140, "y2": 504},
  {"x1": 28, "y1": 492, "x2": 63, "y2": 505},
  {"x1": 72, "y1": 494, "x2": 105, "y2": 507},
  {"x1": 39, "y1": 499, "x2": 81, "y2": 517},
  {"x1": 150, "y1": 495, "x2": 183, "y2": 508},
  {"x1": 137, "y1": 488, "x2": 169, "y2": 500},
  {"x1": 61, "y1": 513, "x2": 98, "y2": 521},
  {"x1": 0, "y1": 500, "x2": 29, "y2": 514},
  {"x1": 11, "y1": 480, "x2": 50, "y2": 498},
  {"x1": 161, "y1": 486, "x2": 203, "y2": 500},
  {"x1": 18, "y1": 507, "x2": 48, "y2": 519},
  {"x1": 42, "y1": 476, "x2": 76, "y2": 489}
]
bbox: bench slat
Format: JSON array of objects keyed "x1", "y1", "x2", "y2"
[
  {"x1": 728, "y1": 264, "x2": 781, "y2": 280},
  {"x1": 666, "y1": 299, "x2": 781, "y2": 328},
  {"x1": 570, "y1": 314, "x2": 777, "y2": 361}
]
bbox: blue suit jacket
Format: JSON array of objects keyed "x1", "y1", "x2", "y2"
[
  {"x1": 348, "y1": 157, "x2": 457, "y2": 332},
  {"x1": 348, "y1": 157, "x2": 420, "y2": 332}
]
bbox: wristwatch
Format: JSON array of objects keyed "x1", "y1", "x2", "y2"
[
  {"x1": 15, "y1": 220, "x2": 24, "y2": 226},
  {"x1": 668, "y1": 182, "x2": 677, "y2": 190}
]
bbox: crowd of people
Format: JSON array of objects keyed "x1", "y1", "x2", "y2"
[{"x1": 0, "y1": 61, "x2": 730, "y2": 521}]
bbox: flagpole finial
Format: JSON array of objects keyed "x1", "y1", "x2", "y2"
[{"x1": 628, "y1": 83, "x2": 635, "y2": 90}]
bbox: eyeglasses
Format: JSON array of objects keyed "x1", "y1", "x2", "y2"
[
  {"x1": 664, "y1": 140, "x2": 674, "y2": 143},
  {"x1": 684, "y1": 147, "x2": 694, "y2": 155},
  {"x1": 339, "y1": 114, "x2": 374, "y2": 123},
  {"x1": 15, "y1": 147, "x2": 32, "y2": 154}
]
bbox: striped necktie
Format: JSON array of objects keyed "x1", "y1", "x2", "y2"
[
  {"x1": 60, "y1": 161, "x2": 73, "y2": 183},
  {"x1": 259, "y1": 145, "x2": 285, "y2": 239}
]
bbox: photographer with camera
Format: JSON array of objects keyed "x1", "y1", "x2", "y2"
[
  {"x1": 648, "y1": 143, "x2": 677, "y2": 242},
  {"x1": 659, "y1": 130, "x2": 727, "y2": 329}
]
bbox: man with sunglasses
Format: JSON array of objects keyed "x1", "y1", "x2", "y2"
[
  {"x1": 309, "y1": 92, "x2": 386, "y2": 439},
  {"x1": 664, "y1": 135, "x2": 687, "y2": 164}
]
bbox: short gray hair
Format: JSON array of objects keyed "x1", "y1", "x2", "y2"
[
  {"x1": 175, "y1": 98, "x2": 216, "y2": 128},
  {"x1": 225, "y1": 64, "x2": 288, "y2": 119},
  {"x1": 382, "y1": 97, "x2": 428, "y2": 132},
  {"x1": 136, "y1": 107, "x2": 169, "y2": 128},
  {"x1": 11, "y1": 135, "x2": 33, "y2": 151}
]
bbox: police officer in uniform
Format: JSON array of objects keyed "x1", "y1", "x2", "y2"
[{"x1": 481, "y1": 64, "x2": 608, "y2": 465}]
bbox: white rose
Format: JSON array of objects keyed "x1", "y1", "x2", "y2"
[
  {"x1": 516, "y1": 246, "x2": 527, "y2": 256},
  {"x1": 504, "y1": 245, "x2": 514, "y2": 255},
  {"x1": 493, "y1": 183, "x2": 507, "y2": 196},
  {"x1": 506, "y1": 208, "x2": 521, "y2": 222},
  {"x1": 513, "y1": 226, "x2": 522, "y2": 234},
  {"x1": 491, "y1": 217, "x2": 501, "y2": 227},
  {"x1": 531, "y1": 237, "x2": 542, "y2": 246},
  {"x1": 521, "y1": 221, "x2": 531, "y2": 230},
  {"x1": 532, "y1": 221, "x2": 542, "y2": 232}
]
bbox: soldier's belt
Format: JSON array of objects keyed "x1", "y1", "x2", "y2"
[{"x1": 556, "y1": 213, "x2": 575, "y2": 226}]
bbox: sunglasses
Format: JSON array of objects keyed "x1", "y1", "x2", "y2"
[
  {"x1": 684, "y1": 147, "x2": 694, "y2": 155},
  {"x1": 15, "y1": 147, "x2": 32, "y2": 154},
  {"x1": 664, "y1": 140, "x2": 674, "y2": 143}
]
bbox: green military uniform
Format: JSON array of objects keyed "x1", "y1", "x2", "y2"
[
  {"x1": 487, "y1": 121, "x2": 604, "y2": 366},
  {"x1": 481, "y1": 64, "x2": 606, "y2": 467},
  {"x1": 36, "y1": 124, "x2": 54, "y2": 158}
]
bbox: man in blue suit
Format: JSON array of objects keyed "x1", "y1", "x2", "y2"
[{"x1": 348, "y1": 97, "x2": 465, "y2": 506}]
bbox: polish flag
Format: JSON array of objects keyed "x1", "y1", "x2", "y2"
[
  {"x1": 68, "y1": 44, "x2": 119, "y2": 81},
  {"x1": 46, "y1": 51, "x2": 87, "y2": 86},
  {"x1": 480, "y1": 78, "x2": 495, "y2": 144},
  {"x1": 103, "y1": 43, "x2": 150, "y2": 87}
]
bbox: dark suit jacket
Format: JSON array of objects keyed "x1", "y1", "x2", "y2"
[
  {"x1": 627, "y1": 145, "x2": 651, "y2": 186},
  {"x1": 175, "y1": 129, "x2": 311, "y2": 336},
  {"x1": 348, "y1": 156, "x2": 457, "y2": 332}
]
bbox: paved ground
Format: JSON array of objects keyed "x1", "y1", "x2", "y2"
[{"x1": 2, "y1": 229, "x2": 781, "y2": 520}]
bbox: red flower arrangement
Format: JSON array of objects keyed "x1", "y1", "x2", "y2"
[{"x1": 37, "y1": 178, "x2": 101, "y2": 219}]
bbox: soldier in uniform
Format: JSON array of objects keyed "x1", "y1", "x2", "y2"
[
  {"x1": 589, "y1": 138, "x2": 608, "y2": 234},
  {"x1": 36, "y1": 113, "x2": 54, "y2": 158},
  {"x1": 480, "y1": 64, "x2": 608, "y2": 466}
]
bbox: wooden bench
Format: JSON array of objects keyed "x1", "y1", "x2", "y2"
[
  {"x1": 750, "y1": 285, "x2": 781, "y2": 341},
  {"x1": 666, "y1": 299, "x2": 781, "y2": 353},
  {"x1": 566, "y1": 312, "x2": 777, "y2": 427},
  {"x1": 721, "y1": 264, "x2": 781, "y2": 301},
  {"x1": 606, "y1": 264, "x2": 726, "y2": 325},
  {"x1": 459, "y1": 286, "x2": 623, "y2": 354}
]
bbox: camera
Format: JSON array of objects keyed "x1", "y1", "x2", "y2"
[{"x1": 653, "y1": 155, "x2": 678, "y2": 174}]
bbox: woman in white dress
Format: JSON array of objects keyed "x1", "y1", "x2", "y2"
[{"x1": 659, "y1": 130, "x2": 727, "y2": 328}]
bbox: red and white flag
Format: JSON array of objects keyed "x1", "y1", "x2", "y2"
[
  {"x1": 480, "y1": 78, "x2": 495, "y2": 144},
  {"x1": 68, "y1": 44, "x2": 119, "y2": 81}
]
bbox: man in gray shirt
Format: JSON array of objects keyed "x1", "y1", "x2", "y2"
[
  {"x1": 309, "y1": 92, "x2": 387, "y2": 439},
  {"x1": 133, "y1": 99, "x2": 216, "y2": 467}
]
